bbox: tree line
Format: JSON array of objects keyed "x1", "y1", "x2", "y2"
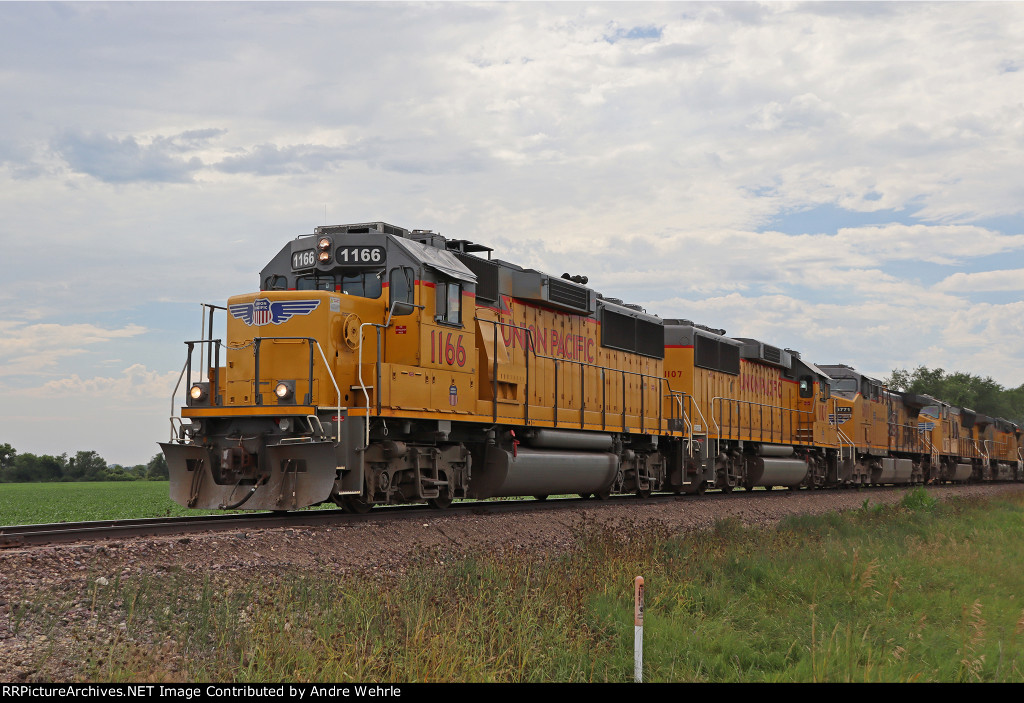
[
  {"x1": 0, "y1": 444, "x2": 168, "y2": 483},
  {"x1": 885, "y1": 366, "x2": 1024, "y2": 424}
]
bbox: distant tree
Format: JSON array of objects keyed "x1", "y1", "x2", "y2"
[
  {"x1": 0, "y1": 453, "x2": 65, "y2": 483},
  {"x1": 35, "y1": 454, "x2": 67, "y2": 482},
  {"x1": 888, "y1": 366, "x2": 1022, "y2": 424},
  {"x1": 0, "y1": 443, "x2": 15, "y2": 470},
  {"x1": 885, "y1": 369, "x2": 912, "y2": 392},
  {"x1": 145, "y1": 453, "x2": 169, "y2": 480},
  {"x1": 66, "y1": 451, "x2": 108, "y2": 482},
  {"x1": 101, "y1": 464, "x2": 140, "y2": 481},
  {"x1": 0, "y1": 452, "x2": 38, "y2": 482}
]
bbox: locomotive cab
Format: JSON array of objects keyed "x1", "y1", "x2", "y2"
[{"x1": 161, "y1": 222, "x2": 480, "y2": 511}]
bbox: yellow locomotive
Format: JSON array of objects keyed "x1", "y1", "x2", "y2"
[{"x1": 160, "y1": 221, "x2": 1022, "y2": 511}]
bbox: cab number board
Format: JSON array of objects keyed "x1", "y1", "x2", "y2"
[
  {"x1": 336, "y1": 246, "x2": 385, "y2": 266},
  {"x1": 291, "y1": 249, "x2": 317, "y2": 270}
]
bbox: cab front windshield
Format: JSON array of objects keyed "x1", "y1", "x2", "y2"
[
  {"x1": 832, "y1": 378, "x2": 857, "y2": 394},
  {"x1": 296, "y1": 271, "x2": 383, "y2": 298}
]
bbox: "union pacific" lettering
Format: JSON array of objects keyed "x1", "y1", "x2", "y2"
[
  {"x1": 501, "y1": 323, "x2": 596, "y2": 363},
  {"x1": 740, "y1": 373, "x2": 783, "y2": 398}
]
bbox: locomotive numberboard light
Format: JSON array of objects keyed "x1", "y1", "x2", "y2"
[{"x1": 316, "y1": 236, "x2": 333, "y2": 263}]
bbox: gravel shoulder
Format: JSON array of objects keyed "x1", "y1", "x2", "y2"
[{"x1": 1, "y1": 482, "x2": 1021, "y2": 681}]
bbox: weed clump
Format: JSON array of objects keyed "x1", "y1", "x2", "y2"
[{"x1": 901, "y1": 487, "x2": 938, "y2": 512}]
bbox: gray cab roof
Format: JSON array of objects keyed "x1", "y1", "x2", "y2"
[{"x1": 390, "y1": 236, "x2": 476, "y2": 284}]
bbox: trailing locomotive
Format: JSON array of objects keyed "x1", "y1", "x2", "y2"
[{"x1": 160, "y1": 221, "x2": 1024, "y2": 511}]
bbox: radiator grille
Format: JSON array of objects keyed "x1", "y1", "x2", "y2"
[{"x1": 547, "y1": 278, "x2": 590, "y2": 311}]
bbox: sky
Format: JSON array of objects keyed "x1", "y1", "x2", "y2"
[{"x1": 1, "y1": 1, "x2": 1023, "y2": 466}]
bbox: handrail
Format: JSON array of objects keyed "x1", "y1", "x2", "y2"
[
  {"x1": 824, "y1": 400, "x2": 856, "y2": 462},
  {"x1": 176, "y1": 335, "x2": 343, "y2": 444},
  {"x1": 919, "y1": 431, "x2": 939, "y2": 462},
  {"x1": 835, "y1": 425, "x2": 855, "y2": 462},
  {"x1": 359, "y1": 301, "x2": 426, "y2": 446},
  {"x1": 311, "y1": 340, "x2": 343, "y2": 445},
  {"x1": 168, "y1": 358, "x2": 191, "y2": 441},
  {"x1": 711, "y1": 396, "x2": 814, "y2": 445},
  {"x1": 357, "y1": 321, "x2": 378, "y2": 446},
  {"x1": 675, "y1": 392, "x2": 711, "y2": 459},
  {"x1": 975, "y1": 439, "x2": 988, "y2": 461},
  {"x1": 684, "y1": 393, "x2": 710, "y2": 434},
  {"x1": 474, "y1": 315, "x2": 665, "y2": 434},
  {"x1": 474, "y1": 316, "x2": 530, "y2": 425},
  {"x1": 253, "y1": 336, "x2": 342, "y2": 444}
]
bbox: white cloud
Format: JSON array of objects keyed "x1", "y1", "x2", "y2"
[
  {"x1": 27, "y1": 363, "x2": 180, "y2": 401},
  {"x1": 0, "y1": 321, "x2": 147, "y2": 376},
  {"x1": 935, "y1": 269, "x2": 1024, "y2": 292},
  {"x1": 2, "y1": 364, "x2": 180, "y2": 465}
]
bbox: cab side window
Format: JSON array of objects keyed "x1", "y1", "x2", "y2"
[
  {"x1": 389, "y1": 267, "x2": 415, "y2": 309},
  {"x1": 799, "y1": 376, "x2": 813, "y2": 398},
  {"x1": 435, "y1": 280, "x2": 462, "y2": 326}
]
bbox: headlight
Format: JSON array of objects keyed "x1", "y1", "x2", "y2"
[
  {"x1": 189, "y1": 383, "x2": 209, "y2": 403},
  {"x1": 318, "y1": 250, "x2": 331, "y2": 262},
  {"x1": 317, "y1": 236, "x2": 332, "y2": 250},
  {"x1": 275, "y1": 381, "x2": 294, "y2": 401}
]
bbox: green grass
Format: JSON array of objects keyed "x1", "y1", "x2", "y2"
[
  {"x1": 16, "y1": 487, "x2": 1023, "y2": 682},
  {"x1": 0, "y1": 481, "x2": 185, "y2": 525},
  {"x1": 0, "y1": 481, "x2": 342, "y2": 526}
]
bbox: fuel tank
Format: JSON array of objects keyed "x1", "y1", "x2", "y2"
[
  {"x1": 745, "y1": 456, "x2": 808, "y2": 488},
  {"x1": 468, "y1": 446, "x2": 619, "y2": 499}
]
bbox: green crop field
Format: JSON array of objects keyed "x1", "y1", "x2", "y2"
[{"x1": 0, "y1": 481, "x2": 187, "y2": 525}]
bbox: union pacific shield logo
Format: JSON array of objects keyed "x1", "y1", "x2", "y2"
[{"x1": 228, "y1": 298, "x2": 320, "y2": 326}]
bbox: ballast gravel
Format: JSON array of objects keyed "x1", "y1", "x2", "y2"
[{"x1": 0, "y1": 482, "x2": 1021, "y2": 681}]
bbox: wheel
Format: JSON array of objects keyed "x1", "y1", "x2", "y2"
[
  {"x1": 427, "y1": 496, "x2": 453, "y2": 509},
  {"x1": 721, "y1": 485, "x2": 734, "y2": 493},
  {"x1": 343, "y1": 496, "x2": 374, "y2": 514},
  {"x1": 636, "y1": 488, "x2": 652, "y2": 499},
  {"x1": 533, "y1": 495, "x2": 548, "y2": 501},
  {"x1": 683, "y1": 481, "x2": 706, "y2": 496},
  {"x1": 578, "y1": 493, "x2": 593, "y2": 499},
  {"x1": 595, "y1": 489, "x2": 611, "y2": 500}
]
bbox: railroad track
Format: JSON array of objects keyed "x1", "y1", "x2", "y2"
[
  {"x1": 0, "y1": 483, "x2": 953, "y2": 549},
  {"x1": 0, "y1": 493, "x2": 650, "y2": 548}
]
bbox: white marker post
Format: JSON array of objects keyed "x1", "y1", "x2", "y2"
[{"x1": 634, "y1": 576, "x2": 645, "y2": 683}]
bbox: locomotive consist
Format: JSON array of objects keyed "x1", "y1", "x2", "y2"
[{"x1": 160, "y1": 221, "x2": 1024, "y2": 511}]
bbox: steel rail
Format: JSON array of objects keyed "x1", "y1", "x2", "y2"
[{"x1": 4, "y1": 481, "x2": 1019, "y2": 550}]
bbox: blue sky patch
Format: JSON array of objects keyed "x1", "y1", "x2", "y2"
[
  {"x1": 604, "y1": 25, "x2": 663, "y2": 43},
  {"x1": 763, "y1": 203, "x2": 916, "y2": 235}
]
